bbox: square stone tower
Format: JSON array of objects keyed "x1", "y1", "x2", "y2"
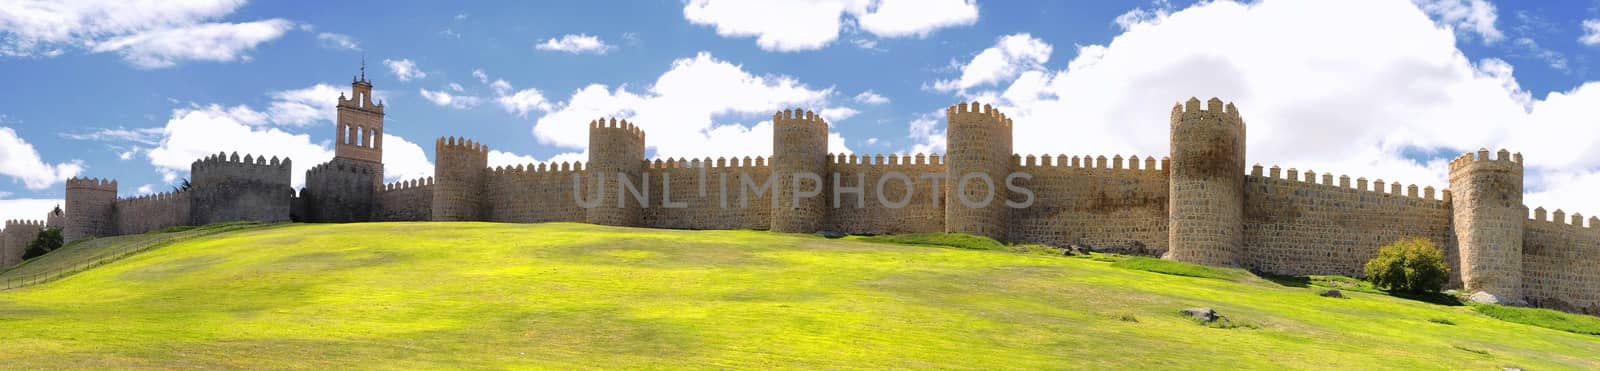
[{"x1": 336, "y1": 62, "x2": 386, "y2": 182}]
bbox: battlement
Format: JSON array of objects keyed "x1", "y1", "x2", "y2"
[
  {"x1": 649, "y1": 157, "x2": 767, "y2": 169},
  {"x1": 65, "y1": 177, "x2": 117, "y2": 191},
  {"x1": 1448, "y1": 148, "x2": 1523, "y2": 174},
  {"x1": 1249, "y1": 163, "x2": 1452, "y2": 202},
  {"x1": 1170, "y1": 97, "x2": 1243, "y2": 128},
  {"x1": 588, "y1": 117, "x2": 646, "y2": 142},
  {"x1": 3, "y1": 219, "x2": 44, "y2": 229},
  {"x1": 381, "y1": 177, "x2": 435, "y2": 192},
  {"x1": 1015, "y1": 153, "x2": 1170, "y2": 171},
  {"x1": 306, "y1": 159, "x2": 376, "y2": 176},
  {"x1": 491, "y1": 161, "x2": 587, "y2": 175},
  {"x1": 830, "y1": 153, "x2": 943, "y2": 166},
  {"x1": 945, "y1": 102, "x2": 1013, "y2": 129},
  {"x1": 192, "y1": 152, "x2": 292, "y2": 170},
  {"x1": 773, "y1": 109, "x2": 828, "y2": 128},
  {"x1": 437, "y1": 136, "x2": 491, "y2": 155},
  {"x1": 1528, "y1": 207, "x2": 1599, "y2": 228},
  {"x1": 116, "y1": 190, "x2": 189, "y2": 207}
]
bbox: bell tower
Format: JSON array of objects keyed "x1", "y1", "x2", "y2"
[{"x1": 336, "y1": 60, "x2": 386, "y2": 181}]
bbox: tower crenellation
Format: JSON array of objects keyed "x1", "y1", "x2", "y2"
[
  {"x1": 64, "y1": 176, "x2": 118, "y2": 243},
  {"x1": 585, "y1": 118, "x2": 647, "y2": 226},
  {"x1": 944, "y1": 102, "x2": 1014, "y2": 239},
  {"x1": 1167, "y1": 97, "x2": 1247, "y2": 267},
  {"x1": 771, "y1": 109, "x2": 830, "y2": 233},
  {"x1": 432, "y1": 136, "x2": 491, "y2": 221},
  {"x1": 1450, "y1": 147, "x2": 1526, "y2": 304}
]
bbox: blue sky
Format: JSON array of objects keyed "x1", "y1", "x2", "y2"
[{"x1": 4, "y1": 0, "x2": 1600, "y2": 223}]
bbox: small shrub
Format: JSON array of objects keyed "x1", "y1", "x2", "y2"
[
  {"x1": 1362, "y1": 238, "x2": 1449, "y2": 294},
  {"x1": 1111, "y1": 257, "x2": 1248, "y2": 281},
  {"x1": 1427, "y1": 318, "x2": 1455, "y2": 325},
  {"x1": 20, "y1": 227, "x2": 63, "y2": 260},
  {"x1": 1473, "y1": 304, "x2": 1600, "y2": 336}
]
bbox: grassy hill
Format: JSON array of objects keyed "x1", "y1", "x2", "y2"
[{"x1": 0, "y1": 222, "x2": 1596, "y2": 369}]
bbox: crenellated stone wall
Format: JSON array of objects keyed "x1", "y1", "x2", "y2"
[
  {"x1": 1523, "y1": 214, "x2": 1600, "y2": 314},
  {"x1": 115, "y1": 190, "x2": 191, "y2": 234},
  {"x1": 1241, "y1": 167, "x2": 1456, "y2": 279},
  {"x1": 54, "y1": 89, "x2": 1600, "y2": 315},
  {"x1": 1010, "y1": 155, "x2": 1170, "y2": 256},
  {"x1": 639, "y1": 158, "x2": 774, "y2": 230},
  {"x1": 190, "y1": 152, "x2": 293, "y2": 225},
  {"x1": 374, "y1": 177, "x2": 435, "y2": 221},
  {"x1": 2, "y1": 220, "x2": 45, "y2": 269}
]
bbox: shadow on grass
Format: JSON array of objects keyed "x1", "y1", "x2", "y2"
[{"x1": 1257, "y1": 273, "x2": 1310, "y2": 288}]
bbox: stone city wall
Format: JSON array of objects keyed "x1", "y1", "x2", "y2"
[
  {"x1": 1241, "y1": 166, "x2": 1456, "y2": 279},
  {"x1": 115, "y1": 190, "x2": 192, "y2": 234},
  {"x1": 483, "y1": 163, "x2": 588, "y2": 223},
  {"x1": 1522, "y1": 209, "x2": 1600, "y2": 314},
  {"x1": 1, "y1": 220, "x2": 45, "y2": 269},
  {"x1": 374, "y1": 177, "x2": 435, "y2": 221},
  {"x1": 1010, "y1": 154, "x2": 1170, "y2": 256},
  {"x1": 190, "y1": 152, "x2": 293, "y2": 225},
  {"x1": 821, "y1": 154, "x2": 946, "y2": 235},
  {"x1": 639, "y1": 158, "x2": 774, "y2": 230}
]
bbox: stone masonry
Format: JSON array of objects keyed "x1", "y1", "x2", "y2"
[{"x1": 46, "y1": 72, "x2": 1600, "y2": 315}]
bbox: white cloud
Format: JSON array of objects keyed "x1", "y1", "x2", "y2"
[
  {"x1": 384, "y1": 58, "x2": 426, "y2": 81},
  {"x1": 1580, "y1": 19, "x2": 1600, "y2": 46},
  {"x1": 1114, "y1": 0, "x2": 1173, "y2": 31},
  {"x1": 928, "y1": 33, "x2": 1051, "y2": 93},
  {"x1": 60, "y1": 127, "x2": 164, "y2": 145},
  {"x1": 854, "y1": 90, "x2": 890, "y2": 104},
  {"x1": 316, "y1": 32, "x2": 360, "y2": 51},
  {"x1": 927, "y1": 0, "x2": 1600, "y2": 218},
  {"x1": 448, "y1": 82, "x2": 465, "y2": 92},
  {"x1": 1414, "y1": 0, "x2": 1503, "y2": 43},
  {"x1": 135, "y1": 184, "x2": 155, "y2": 195},
  {"x1": 488, "y1": 150, "x2": 587, "y2": 168},
  {"x1": 819, "y1": 107, "x2": 859, "y2": 122},
  {"x1": 0, "y1": 0, "x2": 291, "y2": 67},
  {"x1": 0, "y1": 199, "x2": 61, "y2": 225},
  {"x1": 89, "y1": 19, "x2": 294, "y2": 69},
  {"x1": 534, "y1": 52, "x2": 852, "y2": 159},
  {"x1": 0, "y1": 127, "x2": 84, "y2": 190},
  {"x1": 266, "y1": 84, "x2": 344, "y2": 127},
  {"x1": 535, "y1": 34, "x2": 614, "y2": 55},
  {"x1": 472, "y1": 69, "x2": 489, "y2": 83},
  {"x1": 381, "y1": 134, "x2": 433, "y2": 182},
  {"x1": 419, "y1": 88, "x2": 481, "y2": 109},
  {"x1": 490, "y1": 80, "x2": 512, "y2": 96},
  {"x1": 145, "y1": 104, "x2": 333, "y2": 188},
  {"x1": 488, "y1": 150, "x2": 538, "y2": 168},
  {"x1": 682, "y1": 0, "x2": 977, "y2": 52},
  {"x1": 498, "y1": 88, "x2": 553, "y2": 117}
]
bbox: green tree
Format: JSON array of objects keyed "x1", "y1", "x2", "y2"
[
  {"x1": 21, "y1": 227, "x2": 63, "y2": 260},
  {"x1": 1363, "y1": 238, "x2": 1450, "y2": 294}
]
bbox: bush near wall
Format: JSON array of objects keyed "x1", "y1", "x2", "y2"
[{"x1": 1363, "y1": 237, "x2": 1450, "y2": 294}]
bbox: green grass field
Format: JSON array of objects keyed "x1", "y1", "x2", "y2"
[{"x1": 0, "y1": 222, "x2": 1596, "y2": 369}]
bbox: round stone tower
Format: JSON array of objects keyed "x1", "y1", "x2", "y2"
[
  {"x1": 770, "y1": 109, "x2": 829, "y2": 233},
  {"x1": 431, "y1": 137, "x2": 489, "y2": 221},
  {"x1": 1448, "y1": 148, "x2": 1525, "y2": 304},
  {"x1": 64, "y1": 177, "x2": 118, "y2": 243},
  {"x1": 585, "y1": 118, "x2": 646, "y2": 226},
  {"x1": 1167, "y1": 97, "x2": 1247, "y2": 267},
  {"x1": 943, "y1": 102, "x2": 1013, "y2": 240}
]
